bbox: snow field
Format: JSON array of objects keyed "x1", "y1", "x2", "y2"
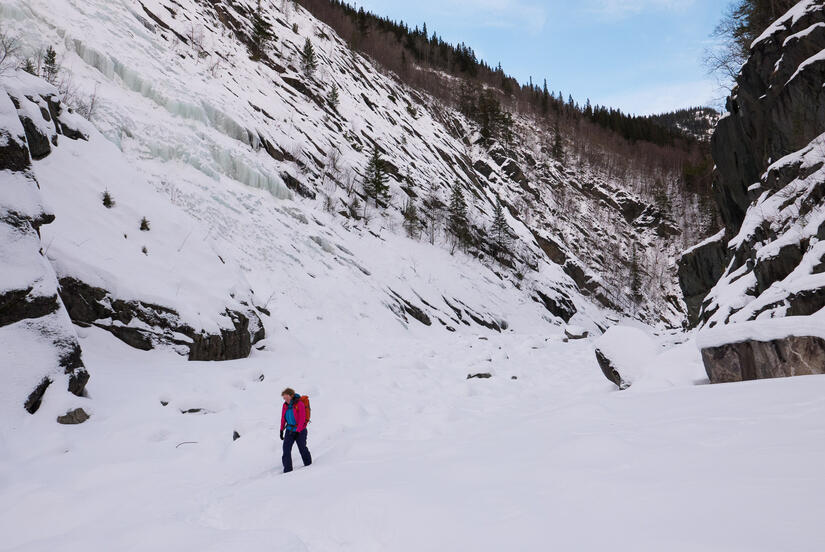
[{"x1": 3, "y1": 319, "x2": 825, "y2": 552}]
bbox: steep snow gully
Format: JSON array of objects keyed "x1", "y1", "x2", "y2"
[{"x1": 2, "y1": 0, "x2": 825, "y2": 551}]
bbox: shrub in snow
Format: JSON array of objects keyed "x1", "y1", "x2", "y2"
[
  {"x1": 139, "y1": 217, "x2": 150, "y2": 231},
  {"x1": 102, "y1": 190, "x2": 115, "y2": 208}
]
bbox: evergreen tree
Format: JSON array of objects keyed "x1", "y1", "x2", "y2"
[
  {"x1": 301, "y1": 38, "x2": 318, "y2": 77},
  {"x1": 448, "y1": 183, "x2": 470, "y2": 249},
  {"x1": 490, "y1": 199, "x2": 510, "y2": 257},
  {"x1": 327, "y1": 84, "x2": 339, "y2": 110},
  {"x1": 402, "y1": 198, "x2": 421, "y2": 239},
  {"x1": 43, "y1": 46, "x2": 58, "y2": 84},
  {"x1": 552, "y1": 127, "x2": 564, "y2": 161},
  {"x1": 22, "y1": 58, "x2": 36, "y2": 76},
  {"x1": 357, "y1": 7, "x2": 370, "y2": 37},
  {"x1": 362, "y1": 146, "x2": 390, "y2": 205},
  {"x1": 630, "y1": 245, "x2": 643, "y2": 305},
  {"x1": 541, "y1": 79, "x2": 549, "y2": 115},
  {"x1": 250, "y1": 0, "x2": 275, "y2": 60}
]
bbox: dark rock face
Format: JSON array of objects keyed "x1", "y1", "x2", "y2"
[
  {"x1": 0, "y1": 122, "x2": 32, "y2": 172},
  {"x1": 711, "y1": 5, "x2": 825, "y2": 233},
  {"x1": 57, "y1": 408, "x2": 90, "y2": 425},
  {"x1": 19, "y1": 116, "x2": 52, "y2": 160},
  {"x1": 533, "y1": 289, "x2": 577, "y2": 323},
  {"x1": 59, "y1": 277, "x2": 265, "y2": 361},
  {"x1": 677, "y1": 234, "x2": 728, "y2": 326},
  {"x1": 701, "y1": 336, "x2": 825, "y2": 383},
  {"x1": 0, "y1": 288, "x2": 59, "y2": 327},
  {"x1": 679, "y1": 2, "x2": 825, "y2": 382},
  {"x1": 281, "y1": 172, "x2": 317, "y2": 199}
]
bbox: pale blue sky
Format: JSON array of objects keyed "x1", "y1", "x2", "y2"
[{"x1": 351, "y1": 0, "x2": 728, "y2": 115}]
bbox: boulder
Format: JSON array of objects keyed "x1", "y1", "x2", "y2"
[
  {"x1": 593, "y1": 326, "x2": 657, "y2": 390},
  {"x1": 563, "y1": 325, "x2": 589, "y2": 341},
  {"x1": 57, "y1": 408, "x2": 90, "y2": 425},
  {"x1": 701, "y1": 335, "x2": 825, "y2": 384}
]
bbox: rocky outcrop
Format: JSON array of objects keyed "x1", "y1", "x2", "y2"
[
  {"x1": 677, "y1": 231, "x2": 728, "y2": 326},
  {"x1": 0, "y1": 87, "x2": 89, "y2": 415},
  {"x1": 681, "y1": 1, "x2": 825, "y2": 382},
  {"x1": 59, "y1": 277, "x2": 264, "y2": 361},
  {"x1": 701, "y1": 336, "x2": 825, "y2": 383},
  {"x1": 710, "y1": 2, "x2": 825, "y2": 234}
]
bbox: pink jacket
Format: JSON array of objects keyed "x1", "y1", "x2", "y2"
[{"x1": 280, "y1": 399, "x2": 307, "y2": 433}]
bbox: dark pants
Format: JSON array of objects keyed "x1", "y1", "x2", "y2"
[{"x1": 282, "y1": 429, "x2": 312, "y2": 473}]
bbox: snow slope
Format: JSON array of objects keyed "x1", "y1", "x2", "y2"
[{"x1": 0, "y1": 0, "x2": 697, "y2": 328}]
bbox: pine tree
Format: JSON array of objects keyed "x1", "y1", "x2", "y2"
[
  {"x1": 402, "y1": 198, "x2": 421, "y2": 239},
  {"x1": 22, "y1": 58, "x2": 36, "y2": 76},
  {"x1": 327, "y1": 84, "x2": 339, "y2": 110},
  {"x1": 552, "y1": 127, "x2": 564, "y2": 161},
  {"x1": 43, "y1": 46, "x2": 58, "y2": 84},
  {"x1": 301, "y1": 38, "x2": 318, "y2": 77},
  {"x1": 448, "y1": 184, "x2": 469, "y2": 249},
  {"x1": 541, "y1": 79, "x2": 549, "y2": 115},
  {"x1": 362, "y1": 146, "x2": 389, "y2": 205},
  {"x1": 102, "y1": 190, "x2": 115, "y2": 208},
  {"x1": 357, "y1": 7, "x2": 370, "y2": 37},
  {"x1": 630, "y1": 245, "x2": 643, "y2": 305},
  {"x1": 250, "y1": 0, "x2": 275, "y2": 60},
  {"x1": 490, "y1": 199, "x2": 510, "y2": 257}
]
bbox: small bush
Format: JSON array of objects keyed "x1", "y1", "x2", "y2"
[
  {"x1": 141, "y1": 246, "x2": 148, "y2": 256},
  {"x1": 102, "y1": 190, "x2": 115, "y2": 208},
  {"x1": 139, "y1": 217, "x2": 150, "y2": 231}
]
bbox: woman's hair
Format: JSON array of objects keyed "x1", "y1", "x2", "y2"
[{"x1": 281, "y1": 387, "x2": 296, "y2": 397}]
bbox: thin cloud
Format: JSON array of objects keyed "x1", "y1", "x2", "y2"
[{"x1": 587, "y1": 0, "x2": 695, "y2": 19}]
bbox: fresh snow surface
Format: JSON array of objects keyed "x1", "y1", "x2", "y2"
[{"x1": 3, "y1": 322, "x2": 825, "y2": 552}]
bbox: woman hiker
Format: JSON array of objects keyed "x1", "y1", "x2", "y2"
[{"x1": 280, "y1": 387, "x2": 312, "y2": 473}]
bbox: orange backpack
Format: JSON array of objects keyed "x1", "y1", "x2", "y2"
[{"x1": 298, "y1": 394, "x2": 311, "y2": 423}]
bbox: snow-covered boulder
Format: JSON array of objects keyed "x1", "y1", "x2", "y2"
[
  {"x1": 593, "y1": 326, "x2": 657, "y2": 389},
  {"x1": 563, "y1": 325, "x2": 589, "y2": 341}
]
